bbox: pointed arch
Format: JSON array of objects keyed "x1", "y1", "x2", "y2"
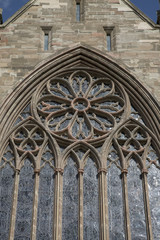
[
  {"x1": 0, "y1": 44, "x2": 160, "y2": 240},
  {"x1": 0, "y1": 118, "x2": 59, "y2": 240},
  {"x1": 61, "y1": 141, "x2": 101, "y2": 169},
  {"x1": 1, "y1": 117, "x2": 60, "y2": 168},
  {"x1": 103, "y1": 117, "x2": 160, "y2": 240},
  {"x1": 103, "y1": 118, "x2": 160, "y2": 170},
  {"x1": 0, "y1": 44, "x2": 159, "y2": 143}
]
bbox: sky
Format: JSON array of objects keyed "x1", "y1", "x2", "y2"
[{"x1": 0, "y1": 0, "x2": 159, "y2": 23}]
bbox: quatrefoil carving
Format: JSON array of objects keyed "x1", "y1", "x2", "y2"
[{"x1": 13, "y1": 123, "x2": 45, "y2": 157}]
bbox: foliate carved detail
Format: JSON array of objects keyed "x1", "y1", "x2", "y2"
[
  {"x1": 112, "y1": 120, "x2": 160, "y2": 172},
  {"x1": 116, "y1": 122, "x2": 148, "y2": 170},
  {"x1": 107, "y1": 145, "x2": 122, "y2": 170},
  {"x1": 12, "y1": 121, "x2": 46, "y2": 168},
  {"x1": 146, "y1": 145, "x2": 160, "y2": 170},
  {"x1": 33, "y1": 70, "x2": 128, "y2": 142},
  {"x1": 0, "y1": 144, "x2": 15, "y2": 171},
  {"x1": 116, "y1": 123, "x2": 148, "y2": 155},
  {"x1": 40, "y1": 145, "x2": 55, "y2": 171}
]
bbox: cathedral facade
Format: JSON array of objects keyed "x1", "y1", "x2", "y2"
[{"x1": 0, "y1": 0, "x2": 160, "y2": 239}]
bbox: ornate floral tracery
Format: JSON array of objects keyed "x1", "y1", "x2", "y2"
[
  {"x1": 0, "y1": 50, "x2": 160, "y2": 240},
  {"x1": 32, "y1": 70, "x2": 127, "y2": 143}
]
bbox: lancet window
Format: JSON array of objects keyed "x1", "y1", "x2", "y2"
[{"x1": 0, "y1": 68, "x2": 160, "y2": 240}]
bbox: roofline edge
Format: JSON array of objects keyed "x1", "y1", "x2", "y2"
[
  {"x1": 122, "y1": 0, "x2": 160, "y2": 29},
  {"x1": 0, "y1": 0, "x2": 159, "y2": 29},
  {"x1": 0, "y1": 0, "x2": 37, "y2": 28}
]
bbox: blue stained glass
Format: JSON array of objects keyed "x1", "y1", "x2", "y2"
[
  {"x1": 36, "y1": 163, "x2": 54, "y2": 240},
  {"x1": 14, "y1": 159, "x2": 34, "y2": 240},
  {"x1": 107, "y1": 164, "x2": 125, "y2": 240},
  {"x1": 44, "y1": 34, "x2": 49, "y2": 51},
  {"x1": 62, "y1": 157, "x2": 78, "y2": 240},
  {"x1": 82, "y1": 79, "x2": 89, "y2": 93},
  {"x1": 76, "y1": 3, "x2": 80, "y2": 22},
  {"x1": 0, "y1": 164, "x2": 15, "y2": 239},
  {"x1": 83, "y1": 158, "x2": 99, "y2": 240},
  {"x1": 148, "y1": 164, "x2": 160, "y2": 240},
  {"x1": 72, "y1": 121, "x2": 79, "y2": 138},
  {"x1": 128, "y1": 160, "x2": 147, "y2": 240},
  {"x1": 107, "y1": 34, "x2": 111, "y2": 51},
  {"x1": 72, "y1": 79, "x2": 79, "y2": 94}
]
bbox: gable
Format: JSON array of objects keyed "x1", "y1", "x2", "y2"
[
  {"x1": 0, "y1": 0, "x2": 160, "y2": 106},
  {"x1": 0, "y1": 0, "x2": 159, "y2": 28}
]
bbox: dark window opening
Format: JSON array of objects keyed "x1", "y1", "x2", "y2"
[
  {"x1": 41, "y1": 27, "x2": 52, "y2": 51},
  {"x1": 103, "y1": 26, "x2": 114, "y2": 52},
  {"x1": 76, "y1": 3, "x2": 80, "y2": 22},
  {"x1": 107, "y1": 33, "x2": 111, "y2": 51},
  {"x1": 44, "y1": 33, "x2": 49, "y2": 51}
]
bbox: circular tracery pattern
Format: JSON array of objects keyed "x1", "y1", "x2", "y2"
[{"x1": 33, "y1": 70, "x2": 128, "y2": 142}]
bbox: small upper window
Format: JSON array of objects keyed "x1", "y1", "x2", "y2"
[
  {"x1": 76, "y1": 2, "x2": 80, "y2": 22},
  {"x1": 104, "y1": 26, "x2": 114, "y2": 52},
  {"x1": 106, "y1": 33, "x2": 111, "y2": 51},
  {"x1": 44, "y1": 33, "x2": 49, "y2": 51},
  {"x1": 41, "y1": 27, "x2": 52, "y2": 51}
]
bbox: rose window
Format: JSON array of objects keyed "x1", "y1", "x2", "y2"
[
  {"x1": 1, "y1": 61, "x2": 160, "y2": 240},
  {"x1": 33, "y1": 70, "x2": 127, "y2": 142}
]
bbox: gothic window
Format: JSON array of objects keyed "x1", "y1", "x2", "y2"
[{"x1": 0, "y1": 64, "x2": 160, "y2": 240}]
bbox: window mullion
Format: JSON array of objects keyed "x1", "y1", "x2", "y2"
[
  {"x1": 9, "y1": 171, "x2": 20, "y2": 240},
  {"x1": 99, "y1": 170, "x2": 109, "y2": 240},
  {"x1": 31, "y1": 171, "x2": 40, "y2": 240},
  {"x1": 142, "y1": 171, "x2": 153, "y2": 240},
  {"x1": 121, "y1": 170, "x2": 132, "y2": 240},
  {"x1": 54, "y1": 170, "x2": 63, "y2": 240},
  {"x1": 78, "y1": 169, "x2": 84, "y2": 240}
]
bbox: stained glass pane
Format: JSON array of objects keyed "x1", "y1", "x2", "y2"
[
  {"x1": 128, "y1": 160, "x2": 147, "y2": 240},
  {"x1": 15, "y1": 104, "x2": 31, "y2": 125},
  {"x1": 44, "y1": 34, "x2": 49, "y2": 51},
  {"x1": 107, "y1": 34, "x2": 111, "y2": 51},
  {"x1": 14, "y1": 159, "x2": 34, "y2": 240},
  {"x1": 76, "y1": 3, "x2": 80, "y2": 22},
  {"x1": 36, "y1": 164, "x2": 54, "y2": 239},
  {"x1": 148, "y1": 164, "x2": 160, "y2": 240},
  {"x1": 83, "y1": 158, "x2": 99, "y2": 240},
  {"x1": 0, "y1": 164, "x2": 15, "y2": 239},
  {"x1": 62, "y1": 157, "x2": 78, "y2": 240},
  {"x1": 107, "y1": 164, "x2": 125, "y2": 239}
]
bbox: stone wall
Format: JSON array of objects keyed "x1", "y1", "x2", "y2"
[{"x1": 0, "y1": 0, "x2": 160, "y2": 103}]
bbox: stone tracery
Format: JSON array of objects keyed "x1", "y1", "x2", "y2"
[
  {"x1": 33, "y1": 70, "x2": 126, "y2": 142},
  {"x1": 0, "y1": 64, "x2": 160, "y2": 240}
]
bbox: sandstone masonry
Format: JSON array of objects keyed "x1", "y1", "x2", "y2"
[{"x1": 0, "y1": 0, "x2": 160, "y2": 104}]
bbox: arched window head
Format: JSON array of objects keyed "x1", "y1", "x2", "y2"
[{"x1": 0, "y1": 46, "x2": 159, "y2": 240}]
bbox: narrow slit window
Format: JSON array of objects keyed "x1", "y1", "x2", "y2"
[
  {"x1": 44, "y1": 33, "x2": 49, "y2": 51},
  {"x1": 76, "y1": 3, "x2": 80, "y2": 22},
  {"x1": 107, "y1": 33, "x2": 111, "y2": 51},
  {"x1": 104, "y1": 26, "x2": 114, "y2": 52}
]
